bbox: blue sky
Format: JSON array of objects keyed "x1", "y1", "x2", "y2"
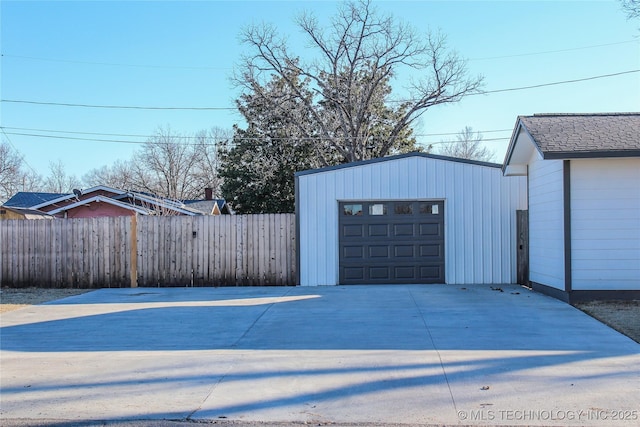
[{"x1": 1, "y1": 0, "x2": 639, "y2": 180}]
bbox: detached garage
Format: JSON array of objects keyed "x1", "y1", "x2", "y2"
[{"x1": 296, "y1": 153, "x2": 527, "y2": 286}]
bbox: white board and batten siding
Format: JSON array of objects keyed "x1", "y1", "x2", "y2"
[
  {"x1": 570, "y1": 158, "x2": 640, "y2": 291},
  {"x1": 297, "y1": 154, "x2": 527, "y2": 286},
  {"x1": 527, "y1": 152, "x2": 566, "y2": 291}
]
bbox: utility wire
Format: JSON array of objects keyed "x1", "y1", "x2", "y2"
[
  {"x1": 479, "y1": 69, "x2": 640, "y2": 94},
  {"x1": 469, "y1": 39, "x2": 639, "y2": 61},
  {"x1": 0, "y1": 128, "x2": 39, "y2": 175},
  {"x1": 3, "y1": 69, "x2": 638, "y2": 110},
  {"x1": 3, "y1": 39, "x2": 636, "y2": 67},
  {"x1": 0, "y1": 126, "x2": 513, "y2": 140},
  {"x1": 0, "y1": 100, "x2": 235, "y2": 110},
  {"x1": 0, "y1": 130, "x2": 511, "y2": 146},
  {"x1": 0, "y1": 53, "x2": 231, "y2": 70}
]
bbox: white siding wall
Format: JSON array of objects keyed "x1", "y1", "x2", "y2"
[
  {"x1": 297, "y1": 155, "x2": 527, "y2": 286},
  {"x1": 571, "y1": 158, "x2": 640, "y2": 290},
  {"x1": 528, "y1": 153, "x2": 566, "y2": 290}
]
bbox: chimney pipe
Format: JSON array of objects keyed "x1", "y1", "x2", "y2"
[{"x1": 204, "y1": 188, "x2": 213, "y2": 200}]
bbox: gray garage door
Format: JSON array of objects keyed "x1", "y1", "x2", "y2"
[{"x1": 339, "y1": 200, "x2": 445, "y2": 284}]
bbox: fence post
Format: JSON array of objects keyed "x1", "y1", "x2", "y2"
[{"x1": 130, "y1": 214, "x2": 138, "y2": 288}]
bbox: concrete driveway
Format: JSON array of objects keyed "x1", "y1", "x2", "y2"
[{"x1": 1, "y1": 285, "x2": 638, "y2": 426}]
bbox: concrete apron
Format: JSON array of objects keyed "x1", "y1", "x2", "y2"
[{"x1": 1, "y1": 285, "x2": 638, "y2": 426}]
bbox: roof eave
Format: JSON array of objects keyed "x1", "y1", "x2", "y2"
[
  {"x1": 30, "y1": 193, "x2": 74, "y2": 209},
  {"x1": 502, "y1": 118, "x2": 544, "y2": 175},
  {"x1": 296, "y1": 152, "x2": 502, "y2": 178},
  {"x1": 542, "y1": 150, "x2": 640, "y2": 160},
  {"x1": 47, "y1": 196, "x2": 150, "y2": 215}
]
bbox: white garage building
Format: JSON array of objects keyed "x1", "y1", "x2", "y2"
[{"x1": 295, "y1": 153, "x2": 527, "y2": 286}]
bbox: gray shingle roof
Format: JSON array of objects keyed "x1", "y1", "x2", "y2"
[
  {"x1": 2, "y1": 192, "x2": 68, "y2": 208},
  {"x1": 183, "y1": 199, "x2": 229, "y2": 214},
  {"x1": 518, "y1": 113, "x2": 640, "y2": 158}
]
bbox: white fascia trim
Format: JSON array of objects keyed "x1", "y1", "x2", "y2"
[
  {"x1": 30, "y1": 193, "x2": 74, "y2": 209},
  {"x1": 128, "y1": 193, "x2": 198, "y2": 215},
  {"x1": 47, "y1": 195, "x2": 151, "y2": 215},
  {"x1": 82, "y1": 185, "x2": 127, "y2": 195},
  {"x1": 29, "y1": 185, "x2": 128, "y2": 209}
]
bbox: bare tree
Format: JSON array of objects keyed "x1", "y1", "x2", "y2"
[
  {"x1": 130, "y1": 126, "x2": 221, "y2": 200},
  {"x1": 42, "y1": 160, "x2": 82, "y2": 193},
  {"x1": 81, "y1": 127, "x2": 225, "y2": 201},
  {"x1": 438, "y1": 126, "x2": 495, "y2": 162},
  {"x1": 83, "y1": 160, "x2": 136, "y2": 190},
  {"x1": 0, "y1": 141, "x2": 42, "y2": 203},
  {"x1": 236, "y1": 0, "x2": 482, "y2": 164},
  {"x1": 190, "y1": 127, "x2": 230, "y2": 199}
]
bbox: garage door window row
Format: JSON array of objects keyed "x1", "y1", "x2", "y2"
[{"x1": 343, "y1": 202, "x2": 440, "y2": 217}]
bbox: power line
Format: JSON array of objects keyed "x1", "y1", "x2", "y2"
[
  {"x1": 0, "y1": 53, "x2": 231, "y2": 71},
  {"x1": 3, "y1": 69, "x2": 638, "y2": 110},
  {"x1": 0, "y1": 130, "x2": 511, "y2": 146},
  {"x1": 479, "y1": 69, "x2": 640, "y2": 95},
  {"x1": 1, "y1": 132, "x2": 148, "y2": 145},
  {"x1": 4, "y1": 39, "x2": 636, "y2": 68},
  {"x1": 0, "y1": 126, "x2": 513, "y2": 140},
  {"x1": 469, "y1": 39, "x2": 639, "y2": 61},
  {"x1": 0, "y1": 99, "x2": 236, "y2": 110},
  {"x1": 0, "y1": 128, "x2": 39, "y2": 175}
]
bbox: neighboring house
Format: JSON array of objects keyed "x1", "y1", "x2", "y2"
[
  {"x1": 1, "y1": 186, "x2": 222, "y2": 218},
  {"x1": 503, "y1": 113, "x2": 640, "y2": 302},
  {"x1": 0, "y1": 207, "x2": 53, "y2": 220},
  {"x1": 296, "y1": 153, "x2": 527, "y2": 286},
  {"x1": 183, "y1": 199, "x2": 231, "y2": 215},
  {"x1": 182, "y1": 188, "x2": 232, "y2": 215}
]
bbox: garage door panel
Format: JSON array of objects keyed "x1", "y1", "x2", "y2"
[
  {"x1": 420, "y1": 265, "x2": 443, "y2": 280},
  {"x1": 339, "y1": 200, "x2": 445, "y2": 284},
  {"x1": 343, "y1": 246, "x2": 364, "y2": 259},
  {"x1": 394, "y1": 245, "x2": 414, "y2": 257},
  {"x1": 419, "y1": 244, "x2": 441, "y2": 257},
  {"x1": 394, "y1": 266, "x2": 416, "y2": 279},
  {"x1": 369, "y1": 245, "x2": 390, "y2": 258},
  {"x1": 419, "y1": 223, "x2": 441, "y2": 236},
  {"x1": 393, "y1": 224, "x2": 414, "y2": 236},
  {"x1": 343, "y1": 267, "x2": 365, "y2": 280},
  {"x1": 343, "y1": 224, "x2": 364, "y2": 237},
  {"x1": 368, "y1": 224, "x2": 389, "y2": 237},
  {"x1": 369, "y1": 267, "x2": 390, "y2": 280}
]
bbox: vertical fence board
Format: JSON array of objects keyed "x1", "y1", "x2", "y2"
[{"x1": 1, "y1": 214, "x2": 295, "y2": 288}]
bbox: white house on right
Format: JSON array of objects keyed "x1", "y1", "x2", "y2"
[{"x1": 503, "y1": 113, "x2": 640, "y2": 302}]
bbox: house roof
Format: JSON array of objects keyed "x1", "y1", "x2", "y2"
[
  {"x1": 4, "y1": 186, "x2": 203, "y2": 216},
  {"x1": 30, "y1": 185, "x2": 126, "y2": 209},
  {"x1": 3, "y1": 192, "x2": 67, "y2": 208},
  {"x1": 183, "y1": 199, "x2": 229, "y2": 215},
  {"x1": 123, "y1": 191, "x2": 202, "y2": 215},
  {"x1": 509, "y1": 113, "x2": 640, "y2": 161},
  {"x1": 295, "y1": 152, "x2": 501, "y2": 177}
]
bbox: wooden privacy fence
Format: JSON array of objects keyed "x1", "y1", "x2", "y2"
[{"x1": 0, "y1": 214, "x2": 296, "y2": 288}]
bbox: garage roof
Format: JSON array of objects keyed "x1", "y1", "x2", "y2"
[{"x1": 296, "y1": 152, "x2": 501, "y2": 177}]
